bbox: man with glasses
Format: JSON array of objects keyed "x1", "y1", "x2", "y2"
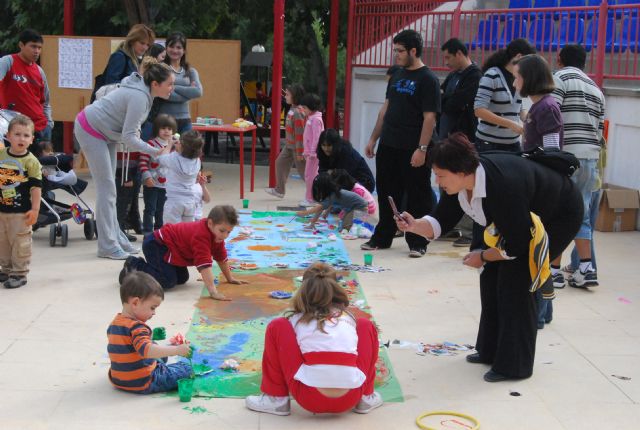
[{"x1": 363, "y1": 29, "x2": 440, "y2": 258}]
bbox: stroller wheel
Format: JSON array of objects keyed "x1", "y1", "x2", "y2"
[
  {"x1": 60, "y1": 224, "x2": 69, "y2": 247},
  {"x1": 49, "y1": 225, "x2": 57, "y2": 247},
  {"x1": 84, "y1": 219, "x2": 97, "y2": 240}
]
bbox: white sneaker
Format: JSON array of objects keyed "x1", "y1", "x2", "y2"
[
  {"x1": 353, "y1": 391, "x2": 383, "y2": 414},
  {"x1": 97, "y1": 248, "x2": 130, "y2": 260},
  {"x1": 245, "y1": 393, "x2": 291, "y2": 416},
  {"x1": 121, "y1": 243, "x2": 140, "y2": 254},
  {"x1": 299, "y1": 199, "x2": 315, "y2": 207},
  {"x1": 264, "y1": 188, "x2": 284, "y2": 199}
]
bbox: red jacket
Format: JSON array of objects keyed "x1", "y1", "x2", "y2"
[
  {"x1": 0, "y1": 54, "x2": 50, "y2": 131},
  {"x1": 154, "y1": 219, "x2": 227, "y2": 269}
]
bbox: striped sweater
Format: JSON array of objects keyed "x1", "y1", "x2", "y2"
[
  {"x1": 107, "y1": 314, "x2": 156, "y2": 392},
  {"x1": 551, "y1": 67, "x2": 605, "y2": 160},
  {"x1": 474, "y1": 66, "x2": 523, "y2": 145},
  {"x1": 139, "y1": 137, "x2": 169, "y2": 188}
]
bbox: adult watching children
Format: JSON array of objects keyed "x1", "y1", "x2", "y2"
[
  {"x1": 104, "y1": 24, "x2": 155, "y2": 85},
  {"x1": 74, "y1": 58, "x2": 174, "y2": 260},
  {"x1": 317, "y1": 128, "x2": 375, "y2": 193},
  {"x1": 158, "y1": 32, "x2": 203, "y2": 134},
  {"x1": 396, "y1": 133, "x2": 582, "y2": 382},
  {"x1": 0, "y1": 29, "x2": 53, "y2": 143}
]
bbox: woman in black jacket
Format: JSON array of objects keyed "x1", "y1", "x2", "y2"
[
  {"x1": 396, "y1": 133, "x2": 582, "y2": 382},
  {"x1": 316, "y1": 129, "x2": 375, "y2": 192}
]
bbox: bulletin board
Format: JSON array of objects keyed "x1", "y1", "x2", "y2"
[{"x1": 40, "y1": 35, "x2": 241, "y2": 123}]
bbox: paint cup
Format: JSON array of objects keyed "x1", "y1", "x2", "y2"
[
  {"x1": 152, "y1": 327, "x2": 166, "y2": 341},
  {"x1": 242, "y1": 199, "x2": 249, "y2": 209},
  {"x1": 178, "y1": 378, "x2": 194, "y2": 402},
  {"x1": 364, "y1": 253, "x2": 373, "y2": 266}
]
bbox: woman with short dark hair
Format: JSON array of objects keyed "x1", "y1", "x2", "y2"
[{"x1": 396, "y1": 132, "x2": 582, "y2": 382}]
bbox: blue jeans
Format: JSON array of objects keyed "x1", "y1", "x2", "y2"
[
  {"x1": 571, "y1": 159, "x2": 598, "y2": 240},
  {"x1": 535, "y1": 290, "x2": 553, "y2": 328},
  {"x1": 570, "y1": 189, "x2": 601, "y2": 271},
  {"x1": 35, "y1": 124, "x2": 52, "y2": 143},
  {"x1": 140, "y1": 361, "x2": 192, "y2": 394},
  {"x1": 142, "y1": 187, "x2": 166, "y2": 233},
  {"x1": 129, "y1": 234, "x2": 190, "y2": 289}
]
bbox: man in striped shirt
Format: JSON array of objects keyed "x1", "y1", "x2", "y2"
[
  {"x1": 551, "y1": 44, "x2": 605, "y2": 289},
  {"x1": 107, "y1": 271, "x2": 192, "y2": 393}
]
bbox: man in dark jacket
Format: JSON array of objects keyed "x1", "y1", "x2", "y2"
[
  {"x1": 438, "y1": 38, "x2": 482, "y2": 141},
  {"x1": 438, "y1": 38, "x2": 482, "y2": 248}
]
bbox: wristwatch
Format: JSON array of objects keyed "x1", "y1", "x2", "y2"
[{"x1": 418, "y1": 145, "x2": 428, "y2": 153}]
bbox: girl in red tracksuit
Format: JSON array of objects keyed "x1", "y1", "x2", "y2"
[{"x1": 245, "y1": 262, "x2": 383, "y2": 416}]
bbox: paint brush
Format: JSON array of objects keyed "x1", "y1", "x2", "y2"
[{"x1": 288, "y1": 215, "x2": 296, "y2": 223}]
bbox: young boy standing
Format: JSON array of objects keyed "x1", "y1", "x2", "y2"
[
  {"x1": 108, "y1": 271, "x2": 192, "y2": 394},
  {"x1": 120, "y1": 205, "x2": 247, "y2": 300},
  {"x1": 0, "y1": 115, "x2": 42, "y2": 289}
]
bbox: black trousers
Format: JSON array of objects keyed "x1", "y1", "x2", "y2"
[
  {"x1": 371, "y1": 144, "x2": 434, "y2": 249},
  {"x1": 475, "y1": 187, "x2": 583, "y2": 378}
]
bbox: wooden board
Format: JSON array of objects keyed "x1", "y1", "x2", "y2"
[{"x1": 40, "y1": 35, "x2": 240, "y2": 123}]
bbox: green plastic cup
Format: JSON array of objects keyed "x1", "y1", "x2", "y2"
[
  {"x1": 364, "y1": 253, "x2": 373, "y2": 266},
  {"x1": 151, "y1": 327, "x2": 166, "y2": 341},
  {"x1": 178, "y1": 378, "x2": 194, "y2": 402},
  {"x1": 242, "y1": 199, "x2": 249, "y2": 209}
]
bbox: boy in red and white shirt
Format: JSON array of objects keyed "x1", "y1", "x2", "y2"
[
  {"x1": 119, "y1": 205, "x2": 247, "y2": 300},
  {"x1": 139, "y1": 114, "x2": 177, "y2": 233}
]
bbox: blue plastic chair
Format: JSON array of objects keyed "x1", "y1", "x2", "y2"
[
  {"x1": 585, "y1": 17, "x2": 616, "y2": 52},
  {"x1": 552, "y1": 17, "x2": 586, "y2": 49},
  {"x1": 557, "y1": 0, "x2": 587, "y2": 20},
  {"x1": 497, "y1": 18, "x2": 529, "y2": 48},
  {"x1": 613, "y1": 17, "x2": 639, "y2": 52},
  {"x1": 615, "y1": 0, "x2": 639, "y2": 18},
  {"x1": 528, "y1": 16, "x2": 556, "y2": 50},
  {"x1": 503, "y1": 0, "x2": 534, "y2": 21},
  {"x1": 470, "y1": 19, "x2": 500, "y2": 50}
]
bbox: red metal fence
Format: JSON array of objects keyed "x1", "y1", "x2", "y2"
[{"x1": 345, "y1": 0, "x2": 640, "y2": 136}]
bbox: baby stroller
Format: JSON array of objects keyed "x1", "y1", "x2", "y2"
[{"x1": 35, "y1": 152, "x2": 97, "y2": 247}]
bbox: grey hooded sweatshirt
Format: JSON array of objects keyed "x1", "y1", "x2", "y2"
[
  {"x1": 158, "y1": 151, "x2": 201, "y2": 200},
  {"x1": 83, "y1": 73, "x2": 160, "y2": 157}
]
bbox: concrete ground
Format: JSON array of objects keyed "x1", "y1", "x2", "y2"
[{"x1": 1, "y1": 162, "x2": 638, "y2": 430}]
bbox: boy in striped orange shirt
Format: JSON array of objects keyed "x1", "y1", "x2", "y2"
[{"x1": 107, "y1": 271, "x2": 192, "y2": 394}]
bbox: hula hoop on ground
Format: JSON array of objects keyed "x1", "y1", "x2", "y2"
[{"x1": 415, "y1": 410, "x2": 480, "y2": 430}]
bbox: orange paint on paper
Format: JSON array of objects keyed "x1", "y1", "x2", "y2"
[{"x1": 248, "y1": 245, "x2": 282, "y2": 251}]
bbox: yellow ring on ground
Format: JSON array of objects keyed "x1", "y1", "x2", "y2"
[{"x1": 415, "y1": 410, "x2": 480, "y2": 430}]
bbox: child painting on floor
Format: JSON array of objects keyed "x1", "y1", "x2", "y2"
[
  {"x1": 107, "y1": 271, "x2": 192, "y2": 394},
  {"x1": 330, "y1": 168, "x2": 378, "y2": 227},
  {"x1": 139, "y1": 114, "x2": 177, "y2": 233},
  {"x1": 299, "y1": 93, "x2": 324, "y2": 207},
  {"x1": 296, "y1": 173, "x2": 368, "y2": 233},
  {"x1": 120, "y1": 205, "x2": 247, "y2": 301},
  {"x1": 245, "y1": 262, "x2": 382, "y2": 416},
  {"x1": 160, "y1": 129, "x2": 203, "y2": 225}
]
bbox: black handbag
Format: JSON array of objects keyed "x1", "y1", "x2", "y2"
[{"x1": 522, "y1": 147, "x2": 581, "y2": 177}]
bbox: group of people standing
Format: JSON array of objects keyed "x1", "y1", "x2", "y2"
[{"x1": 362, "y1": 29, "x2": 604, "y2": 383}]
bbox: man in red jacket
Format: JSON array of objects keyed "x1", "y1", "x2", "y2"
[
  {"x1": 119, "y1": 205, "x2": 247, "y2": 300},
  {"x1": 0, "y1": 29, "x2": 53, "y2": 143}
]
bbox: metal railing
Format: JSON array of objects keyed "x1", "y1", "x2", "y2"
[{"x1": 345, "y1": 0, "x2": 640, "y2": 137}]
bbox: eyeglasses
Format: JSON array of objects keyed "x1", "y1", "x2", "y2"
[{"x1": 393, "y1": 48, "x2": 407, "y2": 54}]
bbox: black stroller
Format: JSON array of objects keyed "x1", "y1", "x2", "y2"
[{"x1": 35, "y1": 153, "x2": 97, "y2": 247}]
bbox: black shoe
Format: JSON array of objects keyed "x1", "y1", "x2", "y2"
[
  {"x1": 0, "y1": 272, "x2": 9, "y2": 283},
  {"x1": 452, "y1": 236, "x2": 472, "y2": 247},
  {"x1": 4, "y1": 276, "x2": 27, "y2": 289},
  {"x1": 466, "y1": 352, "x2": 484, "y2": 364},
  {"x1": 483, "y1": 370, "x2": 510, "y2": 382},
  {"x1": 125, "y1": 232, "x2": 137, "y2": 242},
  {"x1": 408, "y1": 247, "x2": 426, "y2": 258},
  {"x1": 119, "y1": 257, "x2": 138, "y2": 285},
  {"x1": 360, "y1": 240, "x2": 389, "y2": 251}
]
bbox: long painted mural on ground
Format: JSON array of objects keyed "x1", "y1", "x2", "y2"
[{"x1": 183, "y1": 210, "x2": 403, "y2": 402}]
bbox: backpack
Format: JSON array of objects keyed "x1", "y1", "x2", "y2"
[
  {"x1": 521, "y1": 146, "x2": 581, "y2": 177},
  {"x1": 90, "y1": 50, "x2": 130, "y2": 103}
]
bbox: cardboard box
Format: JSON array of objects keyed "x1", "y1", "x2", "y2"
[{"x1": 595, "y1": 184, "x2": 640, "y2": 232}]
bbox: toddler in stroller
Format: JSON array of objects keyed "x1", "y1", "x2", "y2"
[{"x1": 33, "y1": 142, "x2": 97, "y2": 246}]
